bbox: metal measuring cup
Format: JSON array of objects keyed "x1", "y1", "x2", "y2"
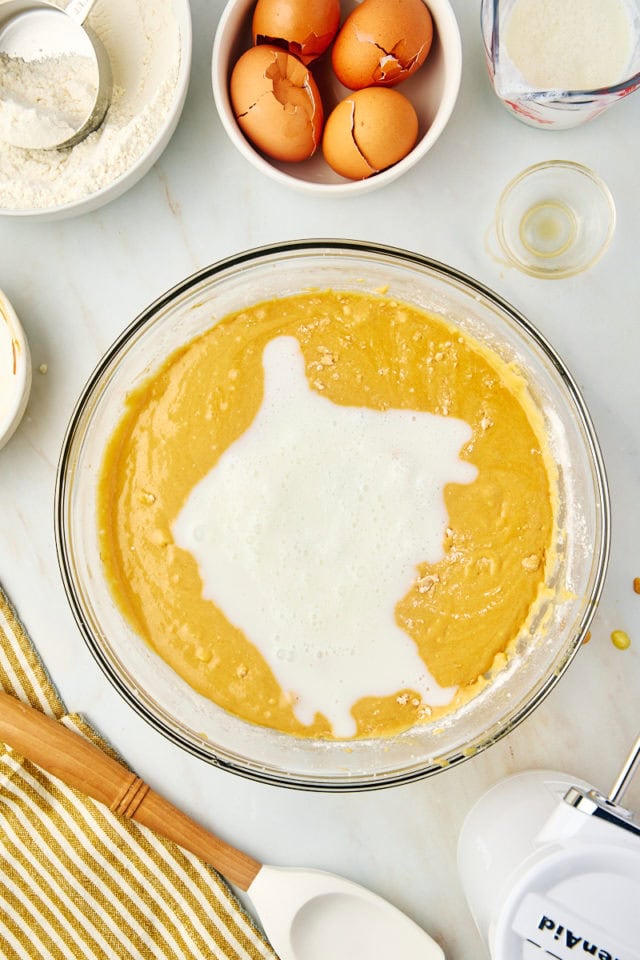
[{"x1": 0, "y1": 0, "x2": 112, "y2": 150}]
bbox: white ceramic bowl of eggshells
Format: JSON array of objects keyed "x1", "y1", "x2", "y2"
[
  {"x1": 212, "y1": 0, "x2": 462, "y2": 195},
  {"x1": 0, "y1": 289, "x2": 31, "y2": 449},
  {"x1": 0, "y1": 0, "x2": 192, "y2": 220}
]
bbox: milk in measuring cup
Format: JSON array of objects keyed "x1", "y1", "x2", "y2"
[{"x1": 481, "y1": 0, "x2": 640, "y2": 128}]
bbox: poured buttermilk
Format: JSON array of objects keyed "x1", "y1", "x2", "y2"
[{"x1": 173, "y1": 336, "x2": 478, "y2": 737}]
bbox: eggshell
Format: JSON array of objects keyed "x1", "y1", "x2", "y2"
[
  {"x1": 322, "y1": 87, "x2": 419, "y2": 180},
  {"x1": 252, "y1": 0, "x2": 341, "y2": 64},
  {"x1": 230, "y1": 45, "x2": 324, "y2": 162},
  {"x1": 332, "y1": 0, "x2": 433, "y2": 89}
]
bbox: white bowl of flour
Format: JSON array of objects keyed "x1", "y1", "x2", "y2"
[{"x1": 0, "y1": 0, "x2": 191, "y2": 219}]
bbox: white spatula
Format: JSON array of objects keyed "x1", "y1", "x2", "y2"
[{"x1": 0, "y1": 691, "x2": 444, "y2": 960}]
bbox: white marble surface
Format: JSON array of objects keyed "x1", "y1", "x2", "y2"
[{"x1": 1, "y1": 1, "x2": 639, "y2": 957}]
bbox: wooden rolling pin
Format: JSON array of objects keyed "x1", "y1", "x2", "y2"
[{"x1": 0, "y1": 690, "x2": 261, "y2": 891}]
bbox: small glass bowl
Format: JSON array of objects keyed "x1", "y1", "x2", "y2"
[{"x1": 496, "y1": 161, "x2": 616, "y2": 280}]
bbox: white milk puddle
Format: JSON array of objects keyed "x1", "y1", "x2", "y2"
[{"x1": 173, "y1": 336, "x2": 478, "y2": 736}]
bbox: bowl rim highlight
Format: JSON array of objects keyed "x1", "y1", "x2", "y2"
[{"x1": 55, "y1": 239, "x2": 610, "y2": 791}]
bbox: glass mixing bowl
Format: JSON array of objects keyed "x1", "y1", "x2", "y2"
[{"x1": 55, "y1": 240, "x2": 609, "y2": 791}]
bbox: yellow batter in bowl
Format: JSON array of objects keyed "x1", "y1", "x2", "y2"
[{"x1": 98, "y1": 291, "x2": 555, "y2": 740}]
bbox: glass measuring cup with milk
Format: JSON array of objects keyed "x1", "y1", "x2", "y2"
[{"x1": 481, "y1": 0, "x2": 640, "y2": 128}]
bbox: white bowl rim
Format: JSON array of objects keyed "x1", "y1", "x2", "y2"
[
  {"x1": 0, "y1": 0, "x2": 193, "y2": 220},
  {"x1": 0, "y1": 288, "x2": 31, "y2": 449},
  {"x1": 211, "y1": 0, "x2": 463, "y2": 196}
]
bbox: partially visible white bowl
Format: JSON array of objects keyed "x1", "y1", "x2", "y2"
[
  {"x1": 0, "y1": 289, "x2": 31, "y2": 450},
  {"x1": 212, "y1": 0, "x2": 462, "y2": 195},
  {"x1": 0, "y1": 0, "x2": 192, "y2": 221}
]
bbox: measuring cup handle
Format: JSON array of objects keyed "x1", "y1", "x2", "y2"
[{"x1": 65, "y1": 0, "x2": 97, "y2": 24}]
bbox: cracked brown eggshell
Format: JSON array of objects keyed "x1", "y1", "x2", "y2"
[
  {"x1": 230, "y1": 45, "x2": 324, "y2": 162},
  {"x1": 322, "y1": 87, "x2": 419, "y2": 180},
  {"x1": 252, "y1": 0, "x2": 341, "y2": 65},
  {"x1": 331, "y1": 0, "x2": 434, "y2": 89}
]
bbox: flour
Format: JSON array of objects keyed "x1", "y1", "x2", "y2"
[
  {"x1": 0, "y1": 0, "x2": 182, "y2": 211},
  {"x1": 0, "y1": 51, "x2": 98, "y2": 149}
]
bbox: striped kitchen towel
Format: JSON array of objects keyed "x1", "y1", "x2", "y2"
[{"x1": 0, "y1": 586, "x2": 278, "y2": 960}]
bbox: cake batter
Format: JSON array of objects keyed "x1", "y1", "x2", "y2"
[{"x1": 98, "y1": 291, "x2": 555, "y2": 740}]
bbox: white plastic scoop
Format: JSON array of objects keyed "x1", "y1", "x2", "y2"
[
  {"x1": 0, "y1": 0, "x2": 112, "y2": 149},
  {"x1": 0, "y1": 691, "x2": 445, "y2": 960}
]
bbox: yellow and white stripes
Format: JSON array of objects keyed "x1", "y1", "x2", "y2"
[
  {"x1": 0, "y1": 588, "x2": 277, "y2": 960},
  {"x1": 0, "y1": 600, "x2": 62, "y2": 720}
]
